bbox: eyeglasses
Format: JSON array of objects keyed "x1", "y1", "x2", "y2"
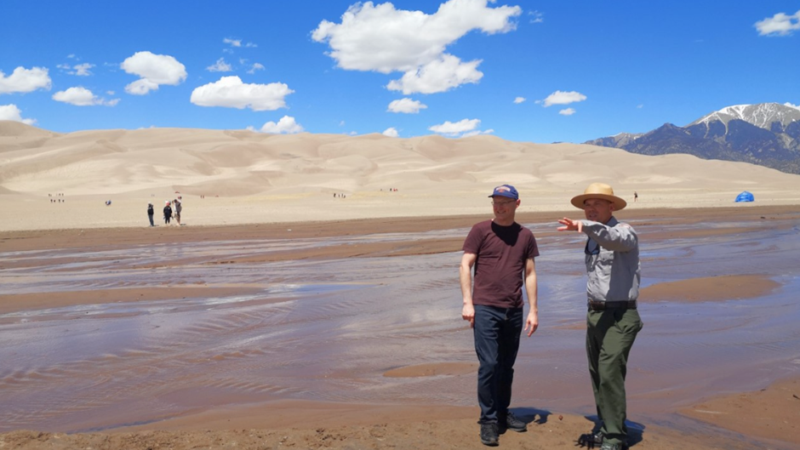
[{"x1": 491, "y1": 200, "x2": 516, "y2": 206}]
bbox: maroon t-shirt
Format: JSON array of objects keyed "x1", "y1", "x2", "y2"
[{"x1": 463, "y1": 220, "x2": 539, "y2": 309}]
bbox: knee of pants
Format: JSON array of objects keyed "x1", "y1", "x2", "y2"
[{"x1": 479, "y1": 360, "x2": 499, "y2": 373}]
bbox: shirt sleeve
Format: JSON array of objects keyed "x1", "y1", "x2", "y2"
[
  {"x1": 527, "y1": 231, "x2": 540, "y2": 259},
  {"x1": 463, "y1": 224, "x2": 483, "y2": 254},
  {"x1": 581, "y1": 220, "x2": 638, "y2": 252}
]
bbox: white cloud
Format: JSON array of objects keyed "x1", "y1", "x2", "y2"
[
  {"x1": 52, "y1": 87, "x2": 119, "y2": 106},
  {"x1": 559, "y1": 108, "x2": 576, "y2": 116},
  {"x1": 755, "y1": 10, "x2": 800, "y2": 36},
  {"x1": 247, "y1": 63, "x2": 265, "y2": 74},
  {"x1": 637, "y1": 104, "x2": 644, "y2": 109},
  {"x1": 785, "y1": 102, "x2": 800, "y2": 110},
  {"x1": 0, "y1": 67, "x2": 52, "y2": 94},
  {"x1": 0, "y1": 104, "x2": 36, "y2": 124},
  {"x1": 260, "y1": 116, "x2": 303, "y2": 134},
  {"x1": 383, "y1": 127, "x2": 399, "y2": 137},
  {"x1": 513, "y1": 96, "x2": 525, "y2": 104},
  {"x1": 529, "y1": 10, "x2": 543, "y2": 24},
  {"x1": 223, "y1": 38, "x2": 242, "y2": 47},
  {"x1": 245, "y1": 42, "x2": 257, "y2": 48},
  {"x1": 543, "y1": 90, "x2": 587, "y2": 107},
  {"x1": 191, "y1": 76, "x2": 293, "y2": 111},
  {"x1": 107, "y1": 90, "x2": 115, "y2": 95},
  {"x1": 73, "y1": 63, "x2": 94, "y2": 76},
  {"x1": 429, "y1": 118, "x2": 480, "y2": 136},
  {"x1": 349, "y1": 131, "x2": 358, "y2": 135},
  {"x1": 312, "y1": 0, "x2": 520, "y2": 93},
  {"x1": 461, "y1": 128, "x2": 493, "y2": 138},
  {"x1": 387, "y1": 97, "x2": 427, "y2": 113},
  {"x1": 67, "y1": 54, "x2": 76, "y2": 59},
  {"x1": 121, "y1": 51, "x2": 187, "y2": 95},
  {"x1": 207, "y1": 58, "x2": 233, "y2": 72},
  {"x1": 387, "y1": 54, "x2": 482, "y2": 94},
  {"x1": 58, "y1": 63, "x2": 96, "y2": 76}
]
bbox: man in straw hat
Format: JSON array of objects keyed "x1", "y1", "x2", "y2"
[
  {"x1": 460, "y1": 184, "x2": 539, "y2": 446},
  {"x1": 557, "y1": 182, "x2": 643, "y2": 450}
]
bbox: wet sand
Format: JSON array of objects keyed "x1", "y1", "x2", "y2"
[
  {"x1": 681, "y1": 377, "x2": 800, "y2": 446},
  {"x1": 640, "y1": 274, "x2": 782, "y2": 303},
  {"x1": 2, "y1": 205, "x2": 800, "y2": 449},
  {"x1": 0, "y1": 287, "x2": 263, "y2": 315}
]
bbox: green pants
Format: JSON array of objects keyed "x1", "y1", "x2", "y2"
[{"x1": 586, "y1": 308, "x2": 643, "y2": 446}]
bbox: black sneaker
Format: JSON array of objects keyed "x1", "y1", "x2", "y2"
[
  {"x1": 505, "y1": 412, "x2": 527, "y2": 432},
  {"x1": 600, "y1": 442, "x2": 628, "y2": 450},
  {"x1": 577, "y1": 431, "x2": 603, "y2": 448},
  {"x1": 480, "y1": 423, "x2": 499, "y2": 446}
]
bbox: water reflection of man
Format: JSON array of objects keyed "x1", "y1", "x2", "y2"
[
  {"x1": 558, "y1": 182, "x2": 643, "y2": 450},
  {"x1": 460, "y1": 184, "x2": 539, "y2": 446}
]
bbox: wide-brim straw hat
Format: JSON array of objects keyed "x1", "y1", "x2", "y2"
[{"x1": 571, "y1": 182, "x2": 627, "y2": 210}]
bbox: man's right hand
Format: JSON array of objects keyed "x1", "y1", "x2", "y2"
[
  {"x1": 462, "y1": 303, "x2": 475, "y2": 328},
  {"x1": 557, "y1": 217, "x2": 583, "y2": 232}
]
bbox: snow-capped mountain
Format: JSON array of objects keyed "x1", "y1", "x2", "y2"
[
  {"x1": 690, "y1": 103, "x2": 800, "y2": 131},
  {"x1": 585, "y1": 103, "x2": 800, "y2": 174}
]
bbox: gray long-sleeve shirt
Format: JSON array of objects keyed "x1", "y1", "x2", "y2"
[{"x1": 582, "y1": 216, "x2": 640, "y2": 303}]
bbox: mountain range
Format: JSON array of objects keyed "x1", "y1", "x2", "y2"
[{"x1": 585, "y1": 103, "x2": 800, "y2": 174}]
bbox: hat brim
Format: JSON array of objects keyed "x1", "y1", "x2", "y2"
[{"x1": 571, "y1": 193, "x2": 627, "y2": 211}]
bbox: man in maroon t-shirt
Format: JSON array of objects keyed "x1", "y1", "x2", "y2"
[{"x1": 460, "y1": 184, "x2": 539, "y2": 446}]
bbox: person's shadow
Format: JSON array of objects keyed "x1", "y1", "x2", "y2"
[
  {"x1": 506, "y1": 409, "x2": 645, "y2": 447},
  {"x1": 508, "y1": 406, "x2": 552, "y2": 426}
]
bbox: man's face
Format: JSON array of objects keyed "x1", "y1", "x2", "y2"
[
  {"x1": 583, "y1": 198, "x2": 614, "y2": 223},
  {"x1": 491, "y1": 196, "x2": 519, "y2": 220}
]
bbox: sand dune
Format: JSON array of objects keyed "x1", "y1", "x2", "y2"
[{"x1": 2, "y1": 121, "x2": 800, "y2": 231}]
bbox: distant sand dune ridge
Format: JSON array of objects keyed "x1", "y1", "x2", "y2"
[{"x1": 2, "y1": 121, "x2": 800, "y2": 231}]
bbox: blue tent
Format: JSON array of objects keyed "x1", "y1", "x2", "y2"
[{"x1": 735, "y1": 191, "x2": 754, "y2": 202}]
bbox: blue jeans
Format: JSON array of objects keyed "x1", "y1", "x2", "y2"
[{"x1": 473, "y1": 304, "x2": 523, "y2": 423}]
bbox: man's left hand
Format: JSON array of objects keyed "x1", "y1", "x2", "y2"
[{"x1": 524, "y1": 311, "x2": 538, "y2": 337}]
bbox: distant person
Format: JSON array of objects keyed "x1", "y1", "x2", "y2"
[
  {"x1": 173, "y1": 198, "x2": 182, "y2": 226},
  {"x1": 460, "y1": 184, "x2": 539, "y2": 446},
  {"x1": 634, "y1": 191, "x2": 638, "y2": 203},
  {"x1": 557, "y1": 183, "x2": 643, "y2": 450},
  {"x1": 147, "y1": 203, "x2": 154, "y2": 227},
  {"x1": 163, "y1": 201, "x2": 172, "y2": 225}
]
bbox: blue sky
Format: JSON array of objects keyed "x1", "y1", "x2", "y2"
[{"x1": 1, "y1": 1, "x2": 799, "y2": 143}]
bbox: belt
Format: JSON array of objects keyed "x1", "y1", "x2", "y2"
[{"x1": 588, "y1": 300, "x2": 637, "y2": 311}]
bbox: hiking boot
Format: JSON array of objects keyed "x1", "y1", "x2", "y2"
[
  {"x1": 504, "y1": 412, "x2": 527, "y2": 432},
  {"x1": 479, "y1": 423, "x2": 499, "y2": 446},
  {"x1": 600, "y1": 442, "x2": 628, "y2": 450},
  {"x1": 577, "y1": 431, "x2": 603, "y2": 448}
]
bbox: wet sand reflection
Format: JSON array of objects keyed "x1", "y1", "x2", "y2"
[{"x1": 1, "y1": 213, "x2": 799, "y2": 434}]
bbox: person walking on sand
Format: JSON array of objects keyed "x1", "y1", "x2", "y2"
[
  {"x1": 173, "y1": 198, "x2": 182, "y2": 226},
  {"x1": 460, "y1": 184, "x2": 539, "y2": 447},
  {"x1": 633, "y1": 191, "x2": 638, "y2": 203},
  {"x1": 147, "y1": 203, "x2": 154, "y2": 227},
  {"x1": 557, "y1": 183, "x2": 643, "y2": 450},
  {"x1": 163, "y1": 201, "x2": 172, "y2": 225}
]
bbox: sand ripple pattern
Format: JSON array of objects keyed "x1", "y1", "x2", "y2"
[{"x1": 1, "y1": 218, "x2": 800, "y2": 431}]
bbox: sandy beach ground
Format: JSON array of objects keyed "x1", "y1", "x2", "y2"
[{"x1": 2, "y1": 206, "x2": 800, "y2": 450}]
